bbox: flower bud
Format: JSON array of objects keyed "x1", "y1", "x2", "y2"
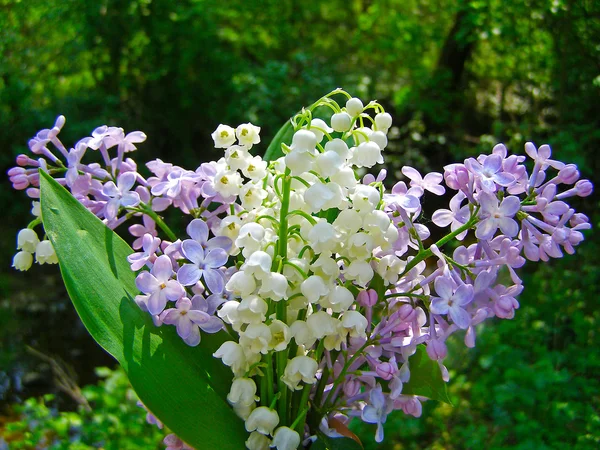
[
  {"x1": 558, "y1": 164, "x2": 579, "y2": 184},
  {"x1": 374, "y1": 112, "x2": 392, "y2": 130},
  {"x1": 357, "y1": 289, "x2": 378, "y2": 307},
  {"x1": 245, "y1": 407, "x2": 279, "y2": 435},
  {"x1": 12, "y1": 251, "x2": 33, "y2": 271},
  {"x1": 426, "y1": 339, "x2": 447, "y2": 360},
  {"x1": 575, "y1": 179, "x2": 593, "y2": 197},
  {"x1": 331, "y1": 112, "x2": 352, "y2": 132},
  {"x1": 345, "y1": 98, "x2": 364, "y2": 117},
  {"x1": 291, "y1": 129, "x2": 318, "y2": 152}
]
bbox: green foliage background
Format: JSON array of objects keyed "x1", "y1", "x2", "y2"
[{"x1": 1, "y1": 0, "x2": 598, "y2": 448}]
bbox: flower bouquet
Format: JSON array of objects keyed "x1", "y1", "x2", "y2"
[{"x1": 9, "y1": 89, "x2": 593, "y2": 449}]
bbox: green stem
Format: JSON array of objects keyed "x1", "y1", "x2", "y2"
[{"x1": 138, "y1": 205, "x2": 177, "y2": 242}]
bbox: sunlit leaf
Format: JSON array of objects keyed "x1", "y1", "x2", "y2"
[{"x1": 39, "y1": 171, "x2": 246, "y2": 449}]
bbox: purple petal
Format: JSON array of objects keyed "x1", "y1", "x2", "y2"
[
  {"x1": 401, "y1": 166, "x2": 422, "y2": 182},
  {"x1": 499, "y1": 196, "x2": 521, "y2": 217},
  {"x1": 152, "y1": 255, "x2": 174, "y2": 282},
  {"x1": 184, "y1": 325, "x2": 201, "y2": 346},
  {"x1": 191, "y1": 294, "x2": 210, "y2": 312},
  {"x1": 498, "y1": 217, "x2": 519, "y2": 237},
  {"x1": 453, "y1": 284, "x2": 473, "y2": 306},
  {"x1": 483, "y1": 154, "x2": 502, "y2": 173},
  {"x1": 125, "y1": 131, "x2": 147, "y2": 144},
  {"x1": 198, "y1": 316, "x2": 224, "y2": 334},
  {"x1": 205, "y1": 248, "x2": 229, "y2": 268},
  {"x1": 493, "y1": 172, "x2": 515, "y2": 187},
  {"x1": 136, "y1": 272, "x2": 159, "y2": 294},
  {"x1": 103, "y1": 181, "x2": 119, "y2": 197},
  {"x1": 361, "y1": 405, "x2": 379, "y2": 424},
  {"x1": 118, "y1": 172, "x2": 137, "y2": 192},
  {"x1": 430, "y1": 297, "x2": 450, "y2": 315},
  {"x1": 187, "y1": 219, "x2": 209, "y2": 245},
  {"x1": 434, "y1": 277, "x2": 453, "y2": 300},
  {"x1": 475, "y1": 217, "x2": 497, "y2": 240},
  {"x1": 187, "y1": 310, "x2": 210, "y2": 323},
  {"x1": 121, "y1": 192, "x2": 140, "y2": 207},
  {"x1": 176, "y1": 316, "x2": 193, "y2": 339},
  {"x1": 162, "y1": 309, "x2": 181, "y2": 324},
  {"x1": 105, "y1": 198, "x2": 120, "y2": 220},
  {"x1": 177, "y1": 264, "x2": 201, "y2": 286},
  {"x1": 426, "y1": 184, "x2": 446, "y2": 196},
  {"x1": 181, "y1": 240, "x2": 205, "y2": 265},
  {"x1": 164, "y1": 280, "x2": 185, "y2": 301},
  {"x1": 207, "y1": 236, "x2": 233, "y2": 252},
  {"x1": 449, "y1": 306, "x2": 471, "y2": 329},
  {"x1": 432, "y1": 209, "x2": 453, "y2": 227},
  {"x1": 202, "y1": 269, "x2": 224, "y2": 294},
  {"x1": 148, "y1": 290, "x2": 167, "y2": 315}
]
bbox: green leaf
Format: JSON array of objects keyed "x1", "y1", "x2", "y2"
[
  {"x1": 264, "y1": 117, "x2": 294, "y2": 162},
  {"x1": 402, "y1": 345, "x2": 452, "y2": 404},
  {"x1": 39, "y1": 171, "x2": 247, "y2": 449},
  {"x1": 263, "y1": 104, "x2": 334, "y2": 162}
]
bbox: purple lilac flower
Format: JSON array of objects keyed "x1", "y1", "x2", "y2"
[
  {"x1": 128, "y1": 215, "x2": 158, "y2": 250},
  {"x1": 101, "y1": 172, "x2": 141, "y2": 220},
  {"x1": 431, "y1": 191, "x2": 470, "y2": 239},
  {"x1": 186, "y1": 218, "x2": 232, "y2": 252},
  {"x1": 177, "y1": 240, "x2": 228, "y2": 293},
  {"x1": 162, "y1": 296, "x2": 223, "y2": 346},
  {"x1": 466, "y1": 154, "x2": 515, "y2": 192},
  {"x1": 430, "y1": 276, "x2": 474, "y2": 329},
  {"x1": 361, "y1": 385, "x2": 393, "y2": 443},
  {"x1": 475, "y1": 193, "x2": 520, "y2": 240},
  {"x1": 127, "y1": 233, "x2": 161, "y2": 271},
  {"x1": 135, "y1": 255, "x2": 185, "y2": 315},
  {"x1": 401, "y1": 166, "x2": 445, "y2": 196}
]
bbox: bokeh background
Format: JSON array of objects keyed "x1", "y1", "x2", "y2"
[{"x1": 1, "y1": 0, "x2": 599, "y2": 448}]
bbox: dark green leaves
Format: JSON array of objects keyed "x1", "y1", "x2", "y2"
[
  {"x1": 39, "y1": 171, "x2": 246, "y2": 449},
  {"x1": 403, "y1": 345, "x2": 452, "y2": 404}
]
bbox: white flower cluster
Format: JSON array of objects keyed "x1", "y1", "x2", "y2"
[
  {"x1": 12, "y1": 202, "x2": 58, "y2": 271},
  {"x1": 209, "y1": 94, "x2": 397, "y2": 448}
]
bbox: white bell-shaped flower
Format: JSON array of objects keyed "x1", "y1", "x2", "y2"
[
  {"x1": 226, "y1": 271, "x2": 257, "y2": 298},
  {"x1": 269, "y1": 319, "x2": 291, "y2": 351},
  {"x1": 290, "y1": 320, "x2": 316, "y2": 348},
  {"x1": 259, "y1": 272, "x2": 289, "y2": 301},
  {"x1": 236, "y1": 223, "x2": 266, "y2": 252},
  {"x1": 245, "y1": 407, "x2": 279, "y2": 435},
  {"x1": 351, "y1": 185, "x2": 380, "y2": 212},
  {"x1": 331, "y1": 112, "x2": 352, "y2": 132},
  {"x1": 242, "y1": 155, "x2": 268, "y2": 180},
  {"x1": 301, "y1": 275, "x2": 330, "y2": 304},
  {"x1": 243, "y1": 251, "x2": 273, "y2": 280},
  {"x1": 227, "y1": 377, "x2": 258, "y2": 408},
  {"x1": 351, "y1": 141, "x2": 383, "y2": 168},
  {"x1": 17, "y1": 228, "x2": 39, "y2": 253},
  {"x1": 310, "y1": 254, "x2": 340, "y2": 281},
  {"x1": 315, "y1": 151, "x2": 344, "y2": 178},
  {"x1": 377, "y1": 255, "x2": 405, "y2": 285},
  {"x1": 270, "y1": 427, "x2": 301, "y2": 450},
  {"x1": 282, "y1": 355, "x2": 318, "y2": 390},
  {"x1": 240, "y1": 323, "x2": 272, "y2": 355},
  {"x1": 330, "y1": 166, "x2": 357, "y2": 190},
  {"x1": 284, "y1": 150, "x2": 314, "y2": 175},
  {"x1": 12, "y1": 251, "x2": 33, "y2": 271},
  {"x1": 307, "y1": 118, "x2": 333, "y2": 143},
  {"x1": 320, "y1": 285, "x2": 354, "y2": 313},
  {"x1": 324, "y1": 138, "x2": 350, "y2": 160},
  {"x1": 246, "y1": 431, "x2": 271, "y2": 450},
  {"x1": 213, "y1": 341, "x2": 247, "y2": 377},
  {"x1": 341, "y1": 310, "x2": 368, "y2": 338},
  {"x1": 370, "y1": 131, "x2": 388, "y2": 150},
  {"x1": 225, "y1": 145, "x2": 251, "y2": 171},
  {"x1": 237, "y1": 295, "x2": 268, "y2": 324},
  {"x1": 214, "y1": 169, "x2": 243, "y2": 198},
  {"x1": 211, "y1": 124, "x2": 236, "y2": 148},
  {"x1": 35, "y1": 240, "x2": 58, "y2": 264},
  {"x1": 344, "y1": 260, "x2": 374, "y2": 287},
  {"x1": 236, "y1": 123, "x2": 261, "y2": 148},
  {"x1": 241, "y1": 183, "x2": 268, "y2": 210},
  {"x1": 291, "y1": 129, "x2": 318, "y2": 153},
  {"x1": 307, "y1": 311, "x2": 339, "y2": 339}
]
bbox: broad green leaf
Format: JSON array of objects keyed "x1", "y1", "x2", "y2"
[
  {"x1": 39, "y1": 171, "x2": 247, "y2": 449},
  {"x1": 402, "y1": 345, "x2": 452, "y2": 404},
  {"x1": 264, "y1": 117, "x2": 294, "y2": 162}
]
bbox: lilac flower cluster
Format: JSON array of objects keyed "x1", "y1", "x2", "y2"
[{"x1": 9, "y1": 90, "x2": 593, "y2": 449}]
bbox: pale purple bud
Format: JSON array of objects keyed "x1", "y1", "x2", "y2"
[
  {"x1": 426, "y1": 339, "x2": 447, "y2": 360},
  {"x1": 558, "y1": 164, "x2": 579, "y2": 184},
  {"x1": 357, "y1": 289, "x2": 378, "y2": 307},
  {"x1": 575, "y1": 180, "x2": 593, "y2": 197}
]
